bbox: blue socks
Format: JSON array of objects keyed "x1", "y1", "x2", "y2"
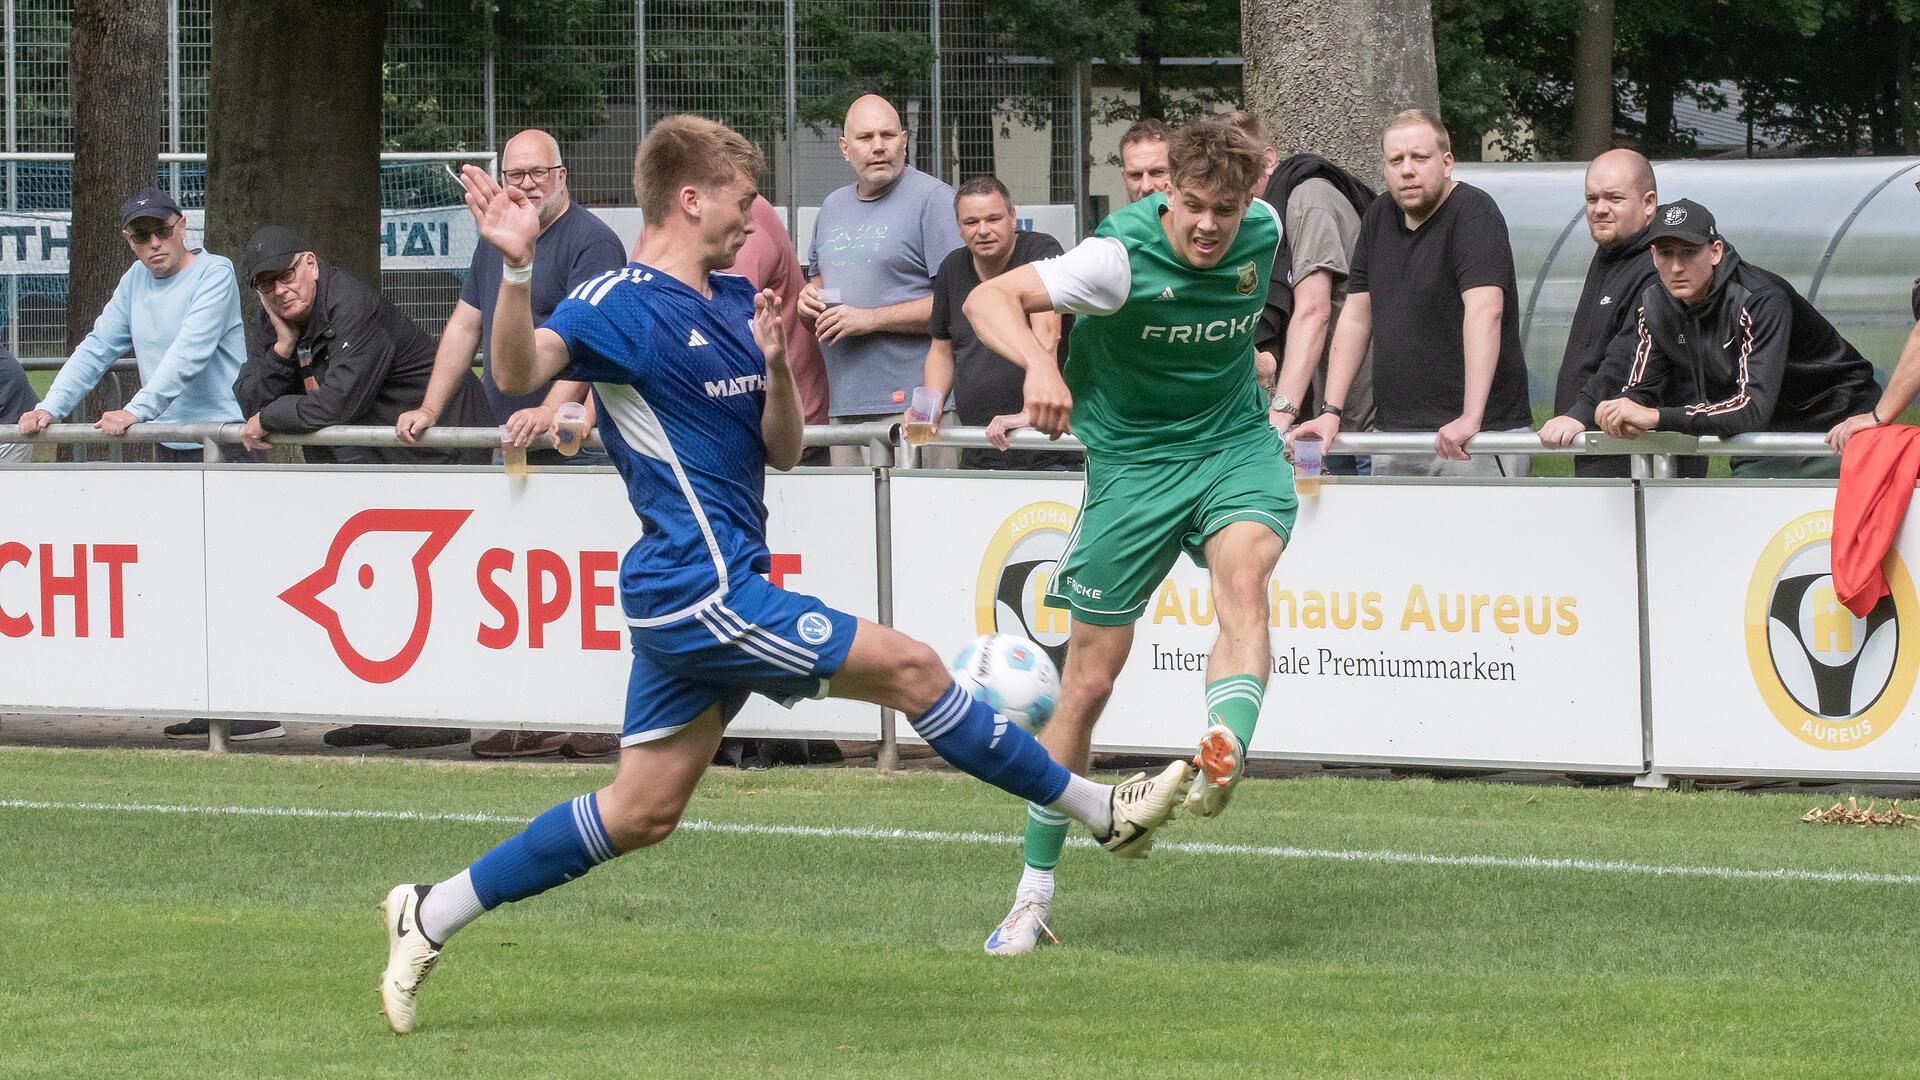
[
  {"x1": 468, "y1": 791, "x2": 618, "y2": 909},
  {"x1": 911, "y1": 682, "x2": 1072, "y2": 806}
]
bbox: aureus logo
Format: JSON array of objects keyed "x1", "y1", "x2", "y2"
[
  {"x1": 1744, "y1": 510, "x2": 1919, "y2": 749},
  {"x1": 975, "y1": 501, "x2": 1076, "y2": 668}
]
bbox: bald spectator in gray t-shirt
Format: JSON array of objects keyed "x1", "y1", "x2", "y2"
[{"x1": 800, "y1": 94, "x2": 964, "y2": 467}]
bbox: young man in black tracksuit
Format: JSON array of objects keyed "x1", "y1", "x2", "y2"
[{"x1": 1594, "y1": 199, "x2": 1881, "y2": 478}]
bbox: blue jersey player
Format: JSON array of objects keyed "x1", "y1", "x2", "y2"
[{"x1": 376, "y1": 115, "x2": 1192, "y2": 1034}]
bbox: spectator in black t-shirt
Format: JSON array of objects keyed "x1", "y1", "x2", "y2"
[
  {"x1": 1291, "y1": 109, "x2": 1533, "y2": 477},
  {"x1": 0, "y1": 346, "x2": 34, "y2": 464},
  {"x1": 914, "y1": 175, "x2": 1077, "y2": 471}
]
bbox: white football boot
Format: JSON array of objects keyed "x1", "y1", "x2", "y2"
[
  {"x1": 1184, "y1": 724, "x2": 1246, "y2": 820},
  {"x1": 379, "y1": 883, "x2": 443, "y2": 1034},
  {"x1": 1099, "y1": 759, "x2": 1193, "y2": 857},
  {"x1": 983, "y1": 892, "x2": 1059, "y2": 956}
]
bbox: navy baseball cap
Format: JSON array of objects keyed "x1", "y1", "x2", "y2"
[
  {"x1": 119, "y1": 187, "x2": 182, "y2": 227},
  {"x1": 1645, "y1": 199, "x2": 1720, "y2": 245},
  {"x1": 245, "y1": 225, "x2": 311, "y2": 280}
]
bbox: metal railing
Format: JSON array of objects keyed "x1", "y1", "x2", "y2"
[{"x1": 0, "y1": 421, "x2": 1840, "y2": 472}]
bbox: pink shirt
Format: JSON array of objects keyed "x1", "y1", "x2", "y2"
[{"x1": 732, "y1": 197, "x2": 829, "y2": 424}]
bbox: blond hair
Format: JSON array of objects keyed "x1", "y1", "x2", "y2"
[
  {"x1": 633, "y1": 114, "x2": 765, "y2": 224},
  {"x1": 1382, "y1": 108, "x2": 1451, "y2": 155}
]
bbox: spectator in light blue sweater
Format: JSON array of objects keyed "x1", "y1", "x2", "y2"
[{"x1": 16, "y1": 186, "x2": 247, "y2": 459}]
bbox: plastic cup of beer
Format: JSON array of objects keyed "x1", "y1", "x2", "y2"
[
  {"x1": 1292, "y1": 433, "x2": 1324, "y2": 494},
  {"x1": 820, "y1": 287, "x2": 843, "y2": 308},
  {"x1": 553, "y1": 400, "x2": 589, "y2": 457},
  {"x1": 903, "y1": 385, "x2": 940, "y2": 447},
  {"x1": 500, "y1": 427, "x2": 528, "y2": 476}
]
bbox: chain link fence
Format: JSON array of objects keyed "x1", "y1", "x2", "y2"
[{"x1": 0, "y1": 0, "x2": 1096, "y2": 354}]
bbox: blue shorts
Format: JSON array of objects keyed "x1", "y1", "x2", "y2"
[{"x1": 620, "y1": 574, "x2": 860, "y2": 747}]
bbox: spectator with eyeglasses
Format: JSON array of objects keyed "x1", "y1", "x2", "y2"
[
  {"x1": 395, "y1": 129, "x2": 625, "y2": 476},
  {"x1": 18, "y1": 186, "x2": 248, "y2": 460}
]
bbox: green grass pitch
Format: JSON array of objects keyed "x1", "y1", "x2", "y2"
[{"x1": 2, "y1": 747, "x2": 1916, "y2": 1078}]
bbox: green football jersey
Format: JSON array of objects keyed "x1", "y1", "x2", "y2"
[{"x1": 1062, "y1": 192, "x2": 1280, "y2": 462}]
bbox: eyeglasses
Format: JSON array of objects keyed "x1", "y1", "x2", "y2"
[
  {"x1": 503, "y1": 165, "x2": 564, "y2": 185},
  {"x1": 122, "y1": 221, "x2": 178, "y2": 244},
  {"x1": 253, "y1": 261, "x2": 303, "y2": 291}
]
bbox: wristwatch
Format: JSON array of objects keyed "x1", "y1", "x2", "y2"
[
  {"x1": 1269, "y1": 392, "x2": 1300, "y2": 418},
  {"x1": 1319, "y1": 403, "x2": 1346, "y2": 419}
]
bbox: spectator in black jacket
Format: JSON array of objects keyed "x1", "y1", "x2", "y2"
[
  {"x1": 1538, "y1": 149, "x2": 1666, "y2": 477},
  {"x1": 234, "y1": 225, "x2": 491, "y2": 465},
  {"x1": 1597, "y1": 200, "x2": 1881, "y2": 477}
]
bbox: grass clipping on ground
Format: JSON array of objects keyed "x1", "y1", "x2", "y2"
[{"x1": 1801, "y1": 796, "x2": 1920, "y2": 828}]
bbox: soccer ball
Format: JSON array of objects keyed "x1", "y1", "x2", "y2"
[{"x1": 949, "y1": 633, "x2": 1060, "y2": 734}]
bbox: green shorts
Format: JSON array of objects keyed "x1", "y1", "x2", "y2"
[{"x1": 1044, "y1": 432, "x2": 1297, "y2": 626}]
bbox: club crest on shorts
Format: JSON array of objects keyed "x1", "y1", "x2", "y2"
[
  {"x1": 1235, "y1": 261, "x2": 1258, "y2": 295},
  {"x1": 796, "y1": 611, "x2": 833, "y2": 646}
]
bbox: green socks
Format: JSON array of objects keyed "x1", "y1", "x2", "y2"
[
  {"x1": 1022, "y1": 803, "x2": 1070, "y2": 871},
  {"x1": 1205, "y1": 674, "x2": 1265, "y2": 750}
]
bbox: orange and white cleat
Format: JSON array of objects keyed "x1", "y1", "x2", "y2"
[{"x1": 1184, "y1": 724, "x2": 1245, "y2": 819}]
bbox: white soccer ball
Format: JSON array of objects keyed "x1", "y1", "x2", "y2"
[{"x1": 949, "y1": 633, "x2": 1060, "y2": 735}]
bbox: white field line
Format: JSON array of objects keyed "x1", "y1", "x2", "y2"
[{"x1": 2, "y1": 797, "x2": 1914, "y2": 887}]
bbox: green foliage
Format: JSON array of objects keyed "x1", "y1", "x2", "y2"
[{"x1": 794, "y1": 0, "x2": 937, "y2": 131}]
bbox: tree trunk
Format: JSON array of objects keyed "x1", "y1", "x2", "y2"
[
  {"x1": 1241, "y1": 0, "x2": 1441, "y2": 181},
  {"x1": 1901, "y1": 22, "x2": 1918, "y2": 154},
  {"x1": 206, "y1": 0, "x2": 386, "y2": 344},
  {"x1": 1570, "y1": 0, "x2": 1615, "y2": 159},
  {"x1": 69, "y1": 0, "x2": 166, "y2": 455}
]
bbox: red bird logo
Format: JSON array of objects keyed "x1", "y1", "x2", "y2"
[{"x1": 279, "y1": 508, "x2": 473, "y2": 684}]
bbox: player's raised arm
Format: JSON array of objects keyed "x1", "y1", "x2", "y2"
[
  {"x1": 458, "y1": 164, "x2": 571, "y2": 395},
  {"x1": 966, "y1": 264, "x2": 1072, "y2": 435}
]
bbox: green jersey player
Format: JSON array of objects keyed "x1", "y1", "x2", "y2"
[{"x1": 965, "y1": 118, "x2": 1296, "y2": 955}]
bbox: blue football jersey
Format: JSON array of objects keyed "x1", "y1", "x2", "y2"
[{"x1": 544, "y1": 264, "x2": 772, "y2": 624}]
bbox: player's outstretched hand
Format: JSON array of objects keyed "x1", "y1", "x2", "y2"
[
  {"x1": 458, "y1": 164, "x2": 538, "y2": 269},
  {"x1": 1022, "y1": 367, "x2": 1072, "y2": 438},
  {"x1": 751, "y1": 289, "x2": 787, "y2": 367}
]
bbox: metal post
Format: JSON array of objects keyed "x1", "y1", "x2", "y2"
[
  {"x1": 483, "y1": 7, "x2": 497, "y2": 155},
  {"x1": 1651, "y1": 454, "x2": 1677, "y2": 479},
  {"x1": 207, "y1": 717, "x2": 231, "y2": 753},
  {"x1": 5, "y1": 0, "x2": 15, "y2": 213},
  {"x1": 1070, "y1": 62, "x2": 1086, "y2": 239},
  {"x1": 871, "y1": 433, "x2": 899, "y2": 774},
  {"x1": 929, "y1": 0, "x2": 942, "y2": 182},
  {"x1": 634, "y1": 0, "x2": 647, "y2": 142},
  {"x1": 167, "y1": 0, "x2": 181, "y2": 199},
  {"x1": 1631, "y1": 481, "x2": 1667, "y2": 789},
  {"x1": 200, "y1": 437, "x2": 222, "y2": 464},
  {"x1": 784, "y1": 0, "x2": 798, "y2": 246}
]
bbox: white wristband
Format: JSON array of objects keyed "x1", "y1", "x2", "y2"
[{"x1": 502, "y1": 259, "x2": 533, "y2": 284}]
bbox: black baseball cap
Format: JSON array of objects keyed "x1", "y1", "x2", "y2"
[
  {"x1": 119, "y1": 187, "x2": 182, "y2": 227},
  {"x1": 245, "y1": 225, "x2": 311, "y2": 280},
  {"x1": 1645, "y1": 198, "x2": 1720, "y2": 246}
]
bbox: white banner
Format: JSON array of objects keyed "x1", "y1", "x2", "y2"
[
  {"x1": 0, "y1": 469, "x2": 209, "y2": 713},
  {"x1": 0, "y1": 207, "x2": 473, "y2": 275},
  {"x1": 1645, "y1": 486, "x2": 1920, "y2": 779},
  {"x1": 889, "y1": 476, "x2": 1646, "y2": 770},
  {"x1": 185, "y1": 468, "x2": 880, "y2": 737}
]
